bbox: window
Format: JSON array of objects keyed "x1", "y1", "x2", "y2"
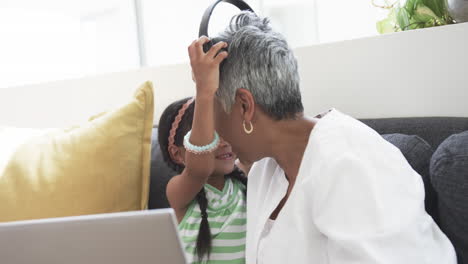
[
  {"x1": 0, "y1": 0, "x2": 140, "y2": 89},
  {"x1": 261, "y1": 0, "x2": 388, "y2": 46},
  {"x1": 80, "y1": 0, "x2": 140, "y2": 76},
  {"x1": 314, "y1": 0, "x2": 388, "y2": 43},
  {"x1": 0, "y1": 0, "x2": 387, "y2": 88},
  {"x1": 140, "y1": 0, "x2": 387, "y2": 66},
  {"x1": 140, "y1": 0, "x2": 262, "y2": 66},
  {"x1": 0, "y1": 1, "x2": 80, "y2": 89},
  {"x1": 261, "y1": 0, "x2": 319, "y2": 47}
]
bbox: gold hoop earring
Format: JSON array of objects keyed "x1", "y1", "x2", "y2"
[{"x1": 243, "y1": 120, "x2": 254, "y2": 134}]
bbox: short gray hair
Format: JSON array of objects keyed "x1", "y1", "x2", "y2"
[{"x1": 215, "y1": 11, "x2": 303, "y2": 120}]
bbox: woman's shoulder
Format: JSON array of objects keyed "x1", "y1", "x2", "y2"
[
  {"x1": 302, "y1": 108, "x2": 421, "y2": 193},
  {"x1": 308, "y1": 109, "x2": 392, "y2": 157}
]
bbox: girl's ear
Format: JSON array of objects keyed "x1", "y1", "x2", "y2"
[
  {"x1": 235, "y1": 88, "x2": 255, "y2": 123},
  {"x1": 168, "y1": 145, "x2": 185, "y2": 166}
]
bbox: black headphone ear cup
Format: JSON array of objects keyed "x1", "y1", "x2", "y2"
[
  {"x1": 203, "y1": 38, "x2": 228, "y2": 56},
  {"x1": 203, "y1": 40, "x2": 213, "y2": 53}
]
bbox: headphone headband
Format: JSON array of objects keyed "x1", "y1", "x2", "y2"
[{"x1": 198, "y1": 0, "x2": 255, "y2": 38}]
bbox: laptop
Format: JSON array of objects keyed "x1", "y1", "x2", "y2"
[{"x1": 0, "y1": 209, "x2": 187, "y2": 264}]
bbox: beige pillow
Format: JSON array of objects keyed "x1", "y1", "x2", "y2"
[{"x1": 0, "y1": 81, "x2": 154, "y2": 222}]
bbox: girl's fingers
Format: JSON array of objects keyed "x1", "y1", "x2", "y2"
[
  {"x1": 188, "y1": 39, "x2": 197, "y2": 60},
  {"x1": 206, "y1": 41, "x2": 227, "y2": 59},
  {"x1": 195, "y1": 36, "x2": 211, "y2": 56},
  {"x1": 213, "y1": 51, "x2": 228, "y2": 65}
]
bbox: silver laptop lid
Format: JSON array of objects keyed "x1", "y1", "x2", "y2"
[{"x1": 0, "y1": 209, "x2": 187, "y2": 264}]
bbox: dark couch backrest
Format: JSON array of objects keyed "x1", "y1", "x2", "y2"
[{"x1": 361, "y1": 117, "x2": 468, "y2": 148}]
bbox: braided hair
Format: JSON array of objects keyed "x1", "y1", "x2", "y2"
[{"x1": 158, "y1": 97, "x2": 246, "y2": 261}]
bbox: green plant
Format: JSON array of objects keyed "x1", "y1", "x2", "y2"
[{"x1": 375, "y1": 0, "x2": 455, "y2": 34}]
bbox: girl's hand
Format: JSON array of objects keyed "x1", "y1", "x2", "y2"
[
  {"x1": 188, "y1": 36, "x2": 228, "y2": 98},
  {"x1": 166, "y1": 37, "x2": 227, "y2": 220}
]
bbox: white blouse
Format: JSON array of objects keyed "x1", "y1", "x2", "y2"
[
  {"x1": 257, "y1": 219, "x2": 275, "y2": 264},
  {"x1": 246, "y1": 109, "x2": 456, "y2": 264}
]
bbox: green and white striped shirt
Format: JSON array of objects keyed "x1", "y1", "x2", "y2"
[{"x1": 179, "y1": 177, "x2": 247, "y2": 264}]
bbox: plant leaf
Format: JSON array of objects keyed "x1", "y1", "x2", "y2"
[
  {"x1": 377, "y1": 18, "x2": 396, "y2": 33},
  {"x1": 377, "y1": 5, "x2": 400, "y2": 34},
  {"x1": 404, "y1": 0, "x2": 419, "y2": 15},
  {"x1": 413, "y1": 3, "x2": 440, "y2": 23},
  {"x1": 422, "y1": 0, "x2": 449, "y2": 18},
  {"x1": 396, "y1": 7, "x2": 411, "y2": 30}
]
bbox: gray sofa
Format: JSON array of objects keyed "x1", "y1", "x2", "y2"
[{"x1": 149, "y1": 117, "x2": 468, "y2": 263}]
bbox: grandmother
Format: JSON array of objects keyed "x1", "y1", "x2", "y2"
[{"x1": 187, "y1": 11, "x2": 457, "y2": 264}]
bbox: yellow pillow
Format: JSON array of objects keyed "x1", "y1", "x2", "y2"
[{"x1": 0, "y1": 81, "x2": 154, "y2": 222}]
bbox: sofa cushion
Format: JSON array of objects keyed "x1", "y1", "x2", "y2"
[
  {"x1": 362, "y1": 117, "x2": 468, "y2": 148},
  {"x1": 148, "y1": 127, "x2": 177, "y2": 209},
  {"x1": 431, "y1": 131, "x2": 468, "y2": 264},
  {"x1": 382, "y1": 133, "x2": 437, "y2": 222},
  {"x1": 0, "y1": 81, "x2": 154, "y2": 222}
]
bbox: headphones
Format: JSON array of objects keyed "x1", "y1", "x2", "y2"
[{"x1": 199, "y1": 0, "x2": 256, "y2": 53}]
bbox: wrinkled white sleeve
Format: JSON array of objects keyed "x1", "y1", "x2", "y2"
[{"x1": 308, "y1": 152, "x2": 456, "y2": 264}]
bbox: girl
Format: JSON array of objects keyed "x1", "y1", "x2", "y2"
[{"x1": 158, "y1": 95, "x2": 247, "y2": 263}]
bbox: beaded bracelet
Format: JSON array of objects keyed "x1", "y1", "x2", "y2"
[{"x1": 183, "y1": 130, "x2": 220, "y2": 154}]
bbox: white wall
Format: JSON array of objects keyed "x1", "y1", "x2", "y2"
[
  {"x1": 0, "y1": 23, "x2": 467, "y2": 128},
  {"x1": 295, "y1": 22, "x2": 468, "y2": 119},
  {"x1": 0, "y1": 64, "x2": 194, "y2": 128}
]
